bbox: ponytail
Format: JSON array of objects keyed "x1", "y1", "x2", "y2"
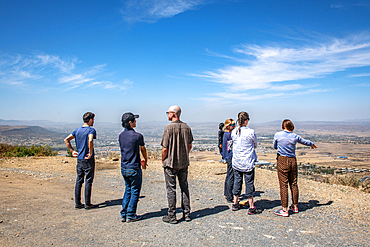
[{"x1": 237, "y1": 111, "x2": 250, "y2": 135}]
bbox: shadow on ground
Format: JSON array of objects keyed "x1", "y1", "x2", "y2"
[
  {"x1": 254, "y1": 199, "x2": 333, "y2": 211},
  {"x1": 96, "y1": 196, "x2": 147, "y2": 208},
  {"x1": 140, "y1": 205, "x2": 230, "y2": 222}
]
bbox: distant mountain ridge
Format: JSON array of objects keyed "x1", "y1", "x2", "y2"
[
  {"x1": 0, "y1": 125, "x2": 63, "y2": 137},
  {"x1": 0, "y1": 125, "x2": 65, "y2": 146},
  {"x1": 0, "y1": 119, "x2": 72, "y2": 127},
  {"x1": 2, "y1": 118, "x2": 370, "y2": 127}
]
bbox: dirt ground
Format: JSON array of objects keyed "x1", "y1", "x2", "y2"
[{"x1": 1, "y1": 150, "x2": 370, "y2": 246}]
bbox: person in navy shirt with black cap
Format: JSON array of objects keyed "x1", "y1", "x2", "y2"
[{"x1": 119, "y1": 112, "x2": 148, "y2": 222}]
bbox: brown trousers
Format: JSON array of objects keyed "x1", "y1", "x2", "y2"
[{"x1": 277, "y1": 155, "x2": 298, "y2": 208}]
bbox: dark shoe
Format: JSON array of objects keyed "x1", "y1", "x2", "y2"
[
  {"x1": 183, "y1": 214, "x2": 191, "y2": 222},
  {"x1": 121, "y1": 216, "x2": 126, "y2": 222},
  {"x1": 248, "y1": 207, "x2": 263, "y2": 215},
  {"x1": 227, "y1": 199, "x2": 234, "y2": 203},
  {"x1": 75, "y1": 204, "x2": 84, "y2": 209},
  {"x1": 162, "y1": 215, "x2": 177, "y2": 224},
  {"x1": 84, "y1": 204, "x2": 98, "y2": 210},
  {"x1": 232, "y1": 203, "x2": 241, "y2": 211},
  {"x1": 289, "y1": 205, "x2": 298, "y2": 214},
  {"x1": 127, "y1": 215, "x2": 142, "y2": 222}
]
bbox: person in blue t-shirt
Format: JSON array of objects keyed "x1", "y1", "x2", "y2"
[
  {"x1": 64, "y1": 112, "x2": 97, "y2": 210},
  {"x1": 119, "y1": 112, "x2": 148, "y2": 222}
]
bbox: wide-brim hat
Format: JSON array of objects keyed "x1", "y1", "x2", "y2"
[{"x1": 223, "y1": 119, "x2": 235, "y2": 131}]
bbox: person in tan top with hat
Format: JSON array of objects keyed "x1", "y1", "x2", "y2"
[{"x1": 222, "y1": 118, "x2": 235, "y2": 203}]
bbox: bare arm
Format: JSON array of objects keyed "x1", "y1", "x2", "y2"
[
  {"x1": 140, "y1": 146, "x2": 148, "y2": 169},
  {"x1": 188, "y1": 143, "x2": 192, "y2": 153},
  {"x1": 85, "y1": 134, "x2": 94, "y2": 159},
  {"x1": 162, "y1": 147, "x2": 168, "y2": 163},
  {"x1": 64, "y1": 134, "x2": 77, "y2": 157}
]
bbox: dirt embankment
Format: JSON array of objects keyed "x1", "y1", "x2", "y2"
[{"x1": 0, "y1": 155, "x2": 369, "y2": 246}]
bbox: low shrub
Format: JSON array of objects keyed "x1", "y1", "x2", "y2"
[
  {"x1": 0, "y1": 143, "x2": 57, "y2": 157},
  {"x1": 331, "y1": 175, "x2": 361, "y2": 188},
  {"x1": 362, "y1": 179, "x2": 370, "y2": 193}
]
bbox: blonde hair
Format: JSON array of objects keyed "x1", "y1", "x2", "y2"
[{"x1": 237, "y1": 111, "x2": 250, "y2": 135}]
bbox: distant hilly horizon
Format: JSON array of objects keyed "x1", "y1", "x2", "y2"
[
  {"x1": 1, "y1": 118, "x2": 370, "y2": 147},
  {"x1": 1, "y1": 118, "x2": 370, "y2": 127}
]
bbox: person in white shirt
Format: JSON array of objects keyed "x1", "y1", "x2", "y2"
[{"x1": 231, "y1": 112, "x2": 262, "y2": 215}]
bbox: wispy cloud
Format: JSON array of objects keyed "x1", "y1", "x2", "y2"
[
  {"x1": 193, "y1": 33, "x2": 370, "y2": 101},
  {"x1": 330, "y1": 4, "x2": 344, "y2": 9},
  {"x1": 0, "y1": 52, "x2": 130, "y2": 91},
  {"x1": 355, "y1": 83, "x2": 370, "y2": 87},
  {"x1": 196, "y1": 88, "x2": 330, "y2": 103},
  {"x1": 349, "y1": 73, "x2": 370, "y2": 77},
  {"x1": 122, "y1": 0, "x2": 208, "y2": 23}
]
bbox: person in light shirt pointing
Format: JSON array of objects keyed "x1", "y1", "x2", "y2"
[{"x1": 273, "y1": 119, "x2": 317, "y2": 217}]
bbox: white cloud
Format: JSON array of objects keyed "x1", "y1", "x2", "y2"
[
  {"x1": 192, "y1": 34, "x2": 370, "y2": 102},
  {"x1": 350, "y1": 73, "x2": 370, "y2": 77},
  {"x1": 355, "y1": 83, "x2": 370, "y2": 87},
  {"x1": 0, "y1": 52, "x2": 130, "y2": 91},
  {"x1": 35, "y1": 54, "x2": 76, "y2": 72},
  {"x1": 330, "y1": 4, "x2": 344, "y2": 9},
  {"x1": 122, "y1": 0, "x2": 208, "y2": 23},
  {"x1": 190, "y1": 34, "x2": 370, "y2": 102}
]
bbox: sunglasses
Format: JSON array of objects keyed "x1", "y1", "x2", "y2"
[{"x1": 229, "y1": 123, "x2": 235, "y2": 127}]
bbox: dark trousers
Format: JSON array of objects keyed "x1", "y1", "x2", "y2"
[
  {"x1": 224, "y1": 159, "x2": 234, "y2": 201},
  {"x1": 277, "y1": 155, "x2": 298, "y2": 208},
  {"x1": 219, "y1": 147, "x2": 224, "y2": 159},
  {"x1": 164, "y1": 167, "x2": 190, "y2": 217},
  {"x1": 75, "y1": 158, "x2": 95, "y2": 206},
  {"x1": 233, "y1": 169, "x2": 255, "y2": 198}
]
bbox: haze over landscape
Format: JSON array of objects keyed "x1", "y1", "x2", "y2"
[{"x1": 1, "y1": 0, "x2": 370, "y2": 124}]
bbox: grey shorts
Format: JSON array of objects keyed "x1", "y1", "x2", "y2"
[{"x1": 233, "y1": 168, "x2": 255, "y2": 198}]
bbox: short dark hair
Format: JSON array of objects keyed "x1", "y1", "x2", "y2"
[
  {"x1": 122, "y1": 121, "x2": 131, "y2": 129},
  {"x1": 282, "y1": 119, "x2": 294, "y2": 131},
  {"x1": 83, "y1": 112, "x2": 95, "y2": 123}
]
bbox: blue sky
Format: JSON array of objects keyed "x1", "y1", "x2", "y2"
[{"x1": 1, "y1": 0, "x2": 370, "y2": 124}]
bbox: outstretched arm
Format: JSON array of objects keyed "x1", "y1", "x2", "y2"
[{"x1": 64, "y1": 134, "x2": 77, "y2": 157}]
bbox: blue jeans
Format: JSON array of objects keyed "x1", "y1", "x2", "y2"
[{"x1": 121, "y1": 168, "x2": 142, "y2": 219}]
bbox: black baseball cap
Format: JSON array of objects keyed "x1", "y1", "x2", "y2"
[{"x1": 121, "y1": 112, "x2": 139, "y2": 124}]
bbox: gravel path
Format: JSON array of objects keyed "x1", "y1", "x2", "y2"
[{"x1": 0, "y1": 158, "x2": 369, "y2": 246}]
